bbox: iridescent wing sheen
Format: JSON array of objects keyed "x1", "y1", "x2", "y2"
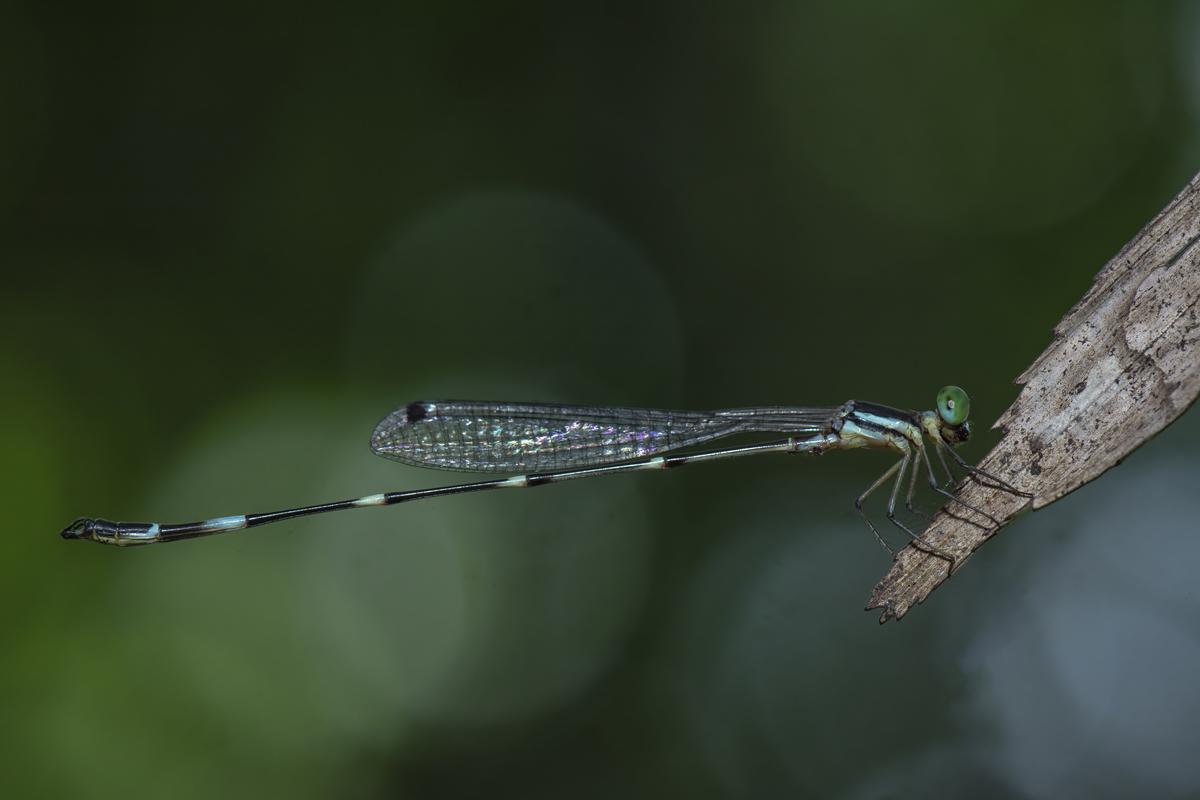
[{"x1": 370, "y1": 400, "x2": 836, "y2": 473}]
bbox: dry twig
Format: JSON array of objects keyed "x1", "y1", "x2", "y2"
[{"x1": 867, "y1": 170, "x2": 1200, "y2": 623}]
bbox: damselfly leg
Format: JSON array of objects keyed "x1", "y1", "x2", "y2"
[
  {"x1": 855, "y1": 446, "x2": 956, "y2": 565},
  {"x1": 904, "y1": 448, "x2": 932, "y2": 521},
  {"x1": 933, "y1": 436, "x2": 1033, "y2": 497}
]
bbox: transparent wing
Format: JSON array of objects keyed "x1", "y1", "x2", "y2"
[{"x1": 370, "y1": 400, "x2": 837, "y2": 473}]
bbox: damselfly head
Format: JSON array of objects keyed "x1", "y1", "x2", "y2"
[
  {"x1": 936, "y1": 386, "x2": 969, "y2": 425},
  {"x1": 941, "y1": 418, "x2": 971, "y2": 444},
  {"x1": 933, "y1": 385, "x2": 972, "y2": 444}
]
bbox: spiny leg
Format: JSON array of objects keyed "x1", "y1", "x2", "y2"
[
  {"x1": 932, "y1": 440, "x2": 956, "y2": 488},
  {"x1": 932, "y1": 436, "x2": 988, "y2": 491},
  {"x1": 921, "y1": 442, "x2": 1002, "y2": 527},
  {"x1": 937, "y1": 438, "x2": 1033, "y2": 498},
  {"x1": 886, "y1": 449, "x2": 956, "y2": 567},
  {"x1": 930, "y1": 436, "x2": 1002, "y2": 499},
  {"x1": 855, "y1": 459, "x2": 904, "y2": 556},
  {"x1": 904, "y1": 447, "x2": 932, "y2": 521}
]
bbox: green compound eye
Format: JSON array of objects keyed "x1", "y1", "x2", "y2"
[{"x1": 936, "y1": 385, "x2": 970, "y2": 426}]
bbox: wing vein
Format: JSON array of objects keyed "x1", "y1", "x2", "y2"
[{"x1": 370, "y1": 401, "x2": 838, "y2": 473}]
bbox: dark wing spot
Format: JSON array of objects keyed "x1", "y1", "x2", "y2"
[{"x1": 405, "y1": 401, "x2": 429, "y2": 424}]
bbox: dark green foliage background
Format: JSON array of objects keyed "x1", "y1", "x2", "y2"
[{"x1": 4, "y1": 3, "x2": 1198, "y2": 797}]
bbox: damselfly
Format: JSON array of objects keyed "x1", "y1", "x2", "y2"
[{"x1": 61, "y1": 386, "x2": 1030, "y2": 560}]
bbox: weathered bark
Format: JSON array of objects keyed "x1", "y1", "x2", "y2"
[{"x1": 867, "y1": 171, "x2": 1200, "y2": 623}]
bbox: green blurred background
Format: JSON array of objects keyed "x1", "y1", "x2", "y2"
[{"x1": 4, "y1": 2, "x2": 1199, "y2": 797}]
